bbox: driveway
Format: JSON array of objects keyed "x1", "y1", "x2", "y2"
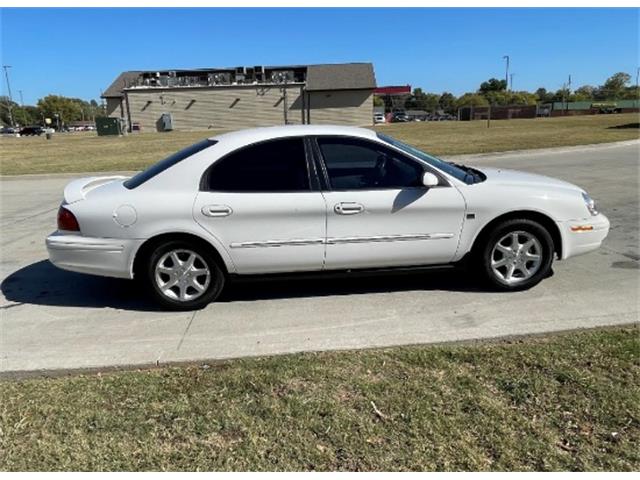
[{"x1": 1, "y1": 141, "x2": 638, "y2": 374}]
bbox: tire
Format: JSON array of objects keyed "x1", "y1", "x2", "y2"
[
  {"x1": 477, "y1": 218, "x2": 554, "y2": 291},
  {"x1": 144, "y1": 239, "x2": 225, "y2": 310}
]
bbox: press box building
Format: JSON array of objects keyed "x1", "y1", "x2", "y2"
[{"x1": 102, "y1": 63, "x2": 376, "y2": 132}]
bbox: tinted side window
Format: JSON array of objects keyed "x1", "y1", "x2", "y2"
[
  {"x1": 124, "y1": 139, "x2": 216, "y2": 189},
  {"x1": 317, "y1": 137, "x2": 424, "y2": 190},
  {"x1": 206, "y1": 138, "x2": 309, "y2": 192}
]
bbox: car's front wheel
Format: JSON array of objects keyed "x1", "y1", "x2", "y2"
[
  {"x1": 144, "y1": 240, "x2": 225, "y2": 310},
  {"x1": 478, "y1": 219, "x2": 554, "y2": 291}
]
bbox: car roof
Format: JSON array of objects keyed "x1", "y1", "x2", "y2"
[{"x1": 208, "y1": 125, "x2": 379, "y2": 144}]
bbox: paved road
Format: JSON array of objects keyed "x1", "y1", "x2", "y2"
[{"x1": 1, "y1": 141, "x2": 638, "y2": 374}]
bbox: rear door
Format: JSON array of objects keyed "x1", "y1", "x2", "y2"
[
  {"x1": 194, "y1": 137, "x2": 327, "y2": 274},
  {"x1": 313, "y1": 136, "x2": 466, "y2": 270}
]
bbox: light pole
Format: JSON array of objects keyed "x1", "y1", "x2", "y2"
[
  {"x1": 509, "y1": 73, "x2": 515, "y2": 91},
  {"x1": 2, "y1": 65, "x2": 14, "y2": 126},
  {"x1": 503, "y1": 55, "x2": 510, "y2": 90},
  {"x1": 18, "y1": 89, "x2": 26, "y2": 126}
]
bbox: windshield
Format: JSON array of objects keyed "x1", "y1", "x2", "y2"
[
  {"x1": 124, "y1": 139, "x2": 217, "y2": 189},
  {"x1": 377, "y1": 133, "x2": 475, "y2": 184}
]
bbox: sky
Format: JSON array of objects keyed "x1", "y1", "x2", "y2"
[{"x1": 1, "y1": 8, "x2": 638, "y2": 105}]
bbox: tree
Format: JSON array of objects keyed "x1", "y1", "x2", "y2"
[
  {"x1": 36, "y1": 95, "x2": 104, "y2": 125},
  {"x1": 535, "y1": 87, "x2": 553, "y2": 103},
  {"x1": 16, "y1": 105, "x2": 43, "y2": 126},
  {"x1": 479, "y1": 78, "x2": 507, "y2": 94},
  {"x1": 622, "y1": 86, "x2": 640, "y2": 100},
  {"x1": 551, "y1": 87, "x2": 571, "y2": 103},
  {"x1": 601, "y1": 72, "x2": 631, "y2": 98},
  {"x1": 507, "y1": 91, "x2": 539, "y2": 105},
  {"x1": 455, "y1": 93, "x2": 489, "y2": 108},
  {"x1": 483, "y1": 90, "x2": 510, "y2": 105},
  {"x1": 373, "y1": 96, "x2": 385, "y2": 107},
  {"x1": 405, "y1": 88, "x2": 439, "y2": 111},
  {"x1": 0, "y1": 96, "x2": 18, "y2": 126},
  {"x1": 573, "y1": 85, "x2": 596, "y2": 101},
  {"x1": 438, "y1": 92, "x2": 456, "y2": 113}
]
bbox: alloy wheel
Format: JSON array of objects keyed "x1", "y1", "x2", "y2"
[
  {"x1": 154, "y1": 249, "x2": 211, "y2": 302},
  {"x1": 490, "y1": 231, "x2": 542, "y2": 285}
]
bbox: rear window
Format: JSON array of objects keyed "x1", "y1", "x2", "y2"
[
  {"x1": 124, "y1": 139, "x2": 217, "y2": 189},
  {"x1": 204, "y1": 137, "x2": 309, "y2": 192}
]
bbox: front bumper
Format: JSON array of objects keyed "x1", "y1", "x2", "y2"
[
  {"x1": 558, "y1": 213, "x2": 610, "y2": 260},
  {"x1": 46, "y1": 232, "x2": 143, "y2": 279}
]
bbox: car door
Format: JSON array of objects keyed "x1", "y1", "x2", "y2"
[
  {"x1": 314, "y1": 136, "x2": 466, "y2": 270},
  {"x1": 194, "y1": 137, "x2": 327, "y2": 274}
]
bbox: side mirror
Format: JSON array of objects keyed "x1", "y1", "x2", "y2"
[{"x1": 422, "y1": 172, "x2": 440, "y2": 188}]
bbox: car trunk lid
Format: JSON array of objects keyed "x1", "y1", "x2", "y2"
[{"x1": 63, "y1": 176, "x2": 128, "y2": 204}]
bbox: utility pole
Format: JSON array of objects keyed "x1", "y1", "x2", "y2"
[
  {"x1": 503, "y1": 55, "x2": 510, "y2": 90},
  {"x1": 2, "y1": 65, "x2": 14, "y2": 126},
  {"x1": 18, "y1": 89, "x2": 26, "y2": 126},
  {"x1": 636, "y1": 67, "x2": 639, "y2": 91},
  {"x1": 276, "y1": 72, "x2": 289, "y2": 125},
  {"x1": 509, "y1": 73, "x2": 515, "y2": 91},
  {"x1": 567, "y1": 75, "x2": 572, "y2": 112}
]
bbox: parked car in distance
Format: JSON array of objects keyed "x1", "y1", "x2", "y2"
[
  {"x1": 46, "y1": 125, "x2": 610, "y2": 310},
  {"x1": 19, "y1": 125, "x2": 45, "y2": 136},
  {"x1": 1, "y1": 126, "x2": 16, "y2": 134},
  {"x1": 391, "y1": 113, "x2": 409, "y2": 122},
  {"x1": 373, "y1": 113, "x2": 386, "y2": 124}
]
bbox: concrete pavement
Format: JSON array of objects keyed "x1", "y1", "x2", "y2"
[{"x1": 1, "y1": 141, "x2": 638, "y2": 374}]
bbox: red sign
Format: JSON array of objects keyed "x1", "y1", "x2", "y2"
[{"x1": 374, "y1": 85, "x2": 412, "y2": 95}]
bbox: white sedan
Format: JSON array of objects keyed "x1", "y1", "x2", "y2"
[{"x1": 46, "y1": 125, "x2": 610, "y2": 309}]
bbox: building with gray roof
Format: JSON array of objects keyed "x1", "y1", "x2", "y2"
[{"x1": 102, "y1": 63, "x2": 376, "y2": 132}]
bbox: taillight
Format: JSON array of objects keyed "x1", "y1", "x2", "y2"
[{"x1": 57, "y1": 206, "x2": 80, "y2": 232}]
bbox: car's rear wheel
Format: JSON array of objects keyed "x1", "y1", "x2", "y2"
[
  {"x1": 145, "y1": 240, "x2": 225, "y2": 310},
  {"x1": 478, "y1": 219, "x2": 554, "y2": 291}
]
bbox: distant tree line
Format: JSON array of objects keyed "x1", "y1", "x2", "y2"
[
  {"x1": 0, "y1": 94, "x2": 106, "y2": 127},
  {"x1": 374, "y1": 72, "x2": 639, "y2": 114},
  {"x1": 3, "y1": 72, "x2": 638, "y2": 126}
]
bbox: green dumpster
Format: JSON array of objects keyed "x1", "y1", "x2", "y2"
[{"x1": 96, "y1": 117, "x2": 124, "y2": 136}]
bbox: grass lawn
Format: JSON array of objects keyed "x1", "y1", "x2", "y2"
[
  {"x1": 1, "y1": 326, "x2": 638, "y2": 471},
  {"x1": 1, "y1": 113, "x2": 638, "y2": 176}
]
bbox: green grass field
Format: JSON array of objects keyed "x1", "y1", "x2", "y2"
[
  {"x1": 1, "y1": 113, "x2": 638, "y2": 176},
  {"x1": 1, "y1": 326, "x2": 638, "y2": 471}
]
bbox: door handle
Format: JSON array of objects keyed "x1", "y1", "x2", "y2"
[
  {"x1": 334, "y1": 202, "x2": 364, "y2": 215},
  {"x1": 202, "y1": 205, "x2": 233, "y2": 217}
]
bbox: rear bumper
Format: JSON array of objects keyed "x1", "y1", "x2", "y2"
[
  {"x1": 558, "y1": 213, "x2": 610, "y2": 260},
  {"x1": 46, "y1": 232, "x2": 143, "y2": 279}
]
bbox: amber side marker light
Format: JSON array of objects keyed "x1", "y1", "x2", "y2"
[{"x1": 571, "y1": 225, "x2": 594, "y2": 232}]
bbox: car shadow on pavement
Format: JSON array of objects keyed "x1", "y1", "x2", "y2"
[
  {"x1": 1, "y1": 260, "x2": 161, "y2": 311},
  {"x1": 218, "y1": 267, "x2": 483, "y2": 302},
  {"x1": 1, "y1": 260, "x2": 483, "y2": 312}
]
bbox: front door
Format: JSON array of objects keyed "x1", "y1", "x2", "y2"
[
  {"x1": 194, "y1": 137, "x2": 326, "y2": 274},
  {"x1": 314, "y1": 136, "x2": 466, "y2": 270}
]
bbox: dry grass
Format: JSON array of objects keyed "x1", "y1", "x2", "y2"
[
  {"x1": 374, "y1": 112, "x2": 640, "y2": 156},
  {"x1": 1, "y1": 326, "x2": 638, "y2": 471},
  {"x1": 1, "y1": 113, "x2": 638, "y2": 176},
  {"x1": 0, "y1": 129, "x2": 217, "y2": 176}
]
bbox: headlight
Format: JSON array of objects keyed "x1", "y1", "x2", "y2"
[{"x1": 582, "y1": 192, "x2": 598, "y2": 216}]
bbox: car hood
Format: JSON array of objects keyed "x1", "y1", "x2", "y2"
[{"x1": 477, "y1": 167, "x2": 582, "y2": 193}]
